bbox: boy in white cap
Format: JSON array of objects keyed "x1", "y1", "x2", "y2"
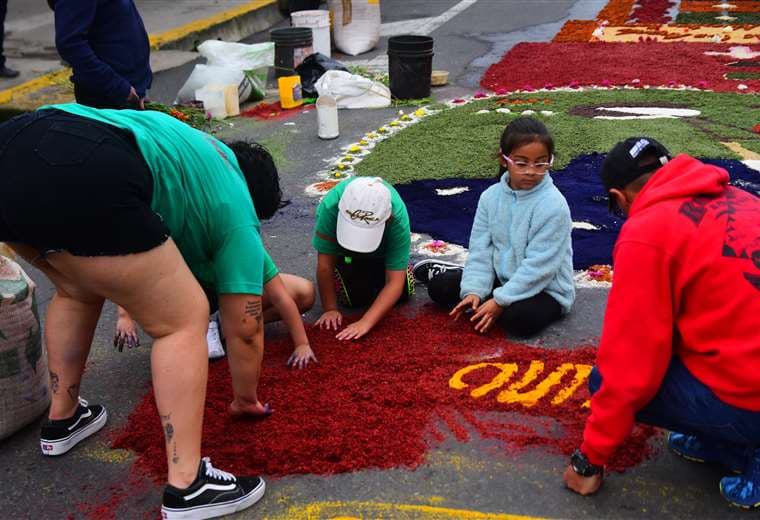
[{"x1": 312, "y1": 177, "x2": 413, "y2": 340}]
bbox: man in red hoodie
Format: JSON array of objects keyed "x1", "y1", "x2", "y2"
[{"x1": 563, "y1": 137, "x2": 760, "y2": 508}]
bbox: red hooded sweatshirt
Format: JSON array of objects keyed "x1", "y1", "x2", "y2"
[{"x1": 581, "y1": 154, "x2": 760, "y2": 466}]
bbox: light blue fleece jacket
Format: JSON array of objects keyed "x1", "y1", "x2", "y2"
[{"x1": 460, "y1": 172, "x2": 575, "y2": 313}]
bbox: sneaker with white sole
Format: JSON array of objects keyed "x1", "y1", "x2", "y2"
[
  {"x1": 40, "y1": 397, "x2": 107, "y2": 456},
  {"x1": 412, "y1": 259, "x2": 463, "y2": 285},
  {"x1": 206, "y1": 317, "x2": 225, "y2": 360},
  {"x1": 161, "y1": 457, "x2": 265, "y2": 519}
]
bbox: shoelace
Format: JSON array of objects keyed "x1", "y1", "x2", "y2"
[
  {"x1": 203, "y1": 457, "x2": 236, "y2": 482},
  {"x1": 78, "y1": 397, "x2": 88, "y2": 408}
]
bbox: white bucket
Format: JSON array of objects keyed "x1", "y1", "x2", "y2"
[
  {"x1": 316, "y1": 94, "x2": 339, "y2": 139},
  {"x1": 291, "y1": 10, "x2": 331, "y2": 58}
]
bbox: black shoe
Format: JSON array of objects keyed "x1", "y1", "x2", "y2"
[
  {"x1": 162, "y1": 457, "x2": 266, "y2": 519},
  {"x1": 412, "y1": 259, "x2": 463, "y2": 284},
  {"x1": 40, "y1": 397, "x2": 107, "y2": 456},
  {"x1": 0, "y1": 67, "x2": 19, "y2": 78}
]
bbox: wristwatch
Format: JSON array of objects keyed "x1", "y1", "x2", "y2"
[{"x1": 570, "y1": 449, "x2": 603, "y2": 477}]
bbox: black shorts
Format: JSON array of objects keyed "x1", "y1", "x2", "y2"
[{"x1": 0, "y1": 110, "x2": 169, "y2": 256}]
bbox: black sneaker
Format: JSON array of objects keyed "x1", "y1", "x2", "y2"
[
  {"x1": 0, "y1": 66, "x2": 19, "y2": 78},
  {"x1": 40, "y1": 397, "x2": 107, "y2": 456},
  {"x1": 412, "y1": 259, "x2": 464, "y2": 284},
  {"x1": 161, "y1": 457, "x2": 266, "y2": 519}
]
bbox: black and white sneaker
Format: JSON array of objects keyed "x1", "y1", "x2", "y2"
[
  {"x1": 161, "y1": 457, "x2": 266, "y2": 519},
  {"x1": 412, "y1": 259, "x2": 464, "y2": 284},
  {"x1": 40, "y1": 397, "x2": 107, "y2": 456}
]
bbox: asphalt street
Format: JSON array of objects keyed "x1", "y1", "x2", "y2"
[{"x1": 0, "y1": 1, "x2": 743, "y2": 518}]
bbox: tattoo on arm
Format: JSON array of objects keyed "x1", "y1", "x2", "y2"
[
  {"x1": 164, "y1": 422, "x2": 174, "y2": 444},
  {"x1": 49, "y1": 371, "x2": 59, "y2": 394},
  {"x1": 67, "y1": 383, "x2": 79, "y2": 403},
  {"x1": 244, "y1": 300, "x2": 263, "y2": 323}
]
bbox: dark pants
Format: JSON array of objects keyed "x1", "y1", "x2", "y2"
[
  {"x1": 334, "y1": 256, "x2": 413, "y2": 308},
  {"x1": 590, "y1": 358, "x2": 760, "y2": 453},
  {"x1": 427, "y1": 269, "x2": 562, "y2": 337},
  {"x1": 0, "y1": 0, "x2": 7, "y2": 68},
  {"x1": 74, "y1": 84, "x2": 134, "y2": 110}
]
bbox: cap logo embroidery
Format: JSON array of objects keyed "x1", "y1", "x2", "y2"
[
  {"x1": 346, "y1": 209, "x2": 381, "y2": 224},
  {"x1": 629, "y1": 139, "x2": 650, "y2": 158}
]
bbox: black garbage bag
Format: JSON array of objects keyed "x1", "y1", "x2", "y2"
[{"x1": 296, "y1": 53, "x2": 350, "y2": 98}]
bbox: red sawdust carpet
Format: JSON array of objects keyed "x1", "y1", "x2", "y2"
[
  {"x1": 481, "y1": 42, "x2": 760, "y2": 93},
  {"x1": 111, "y1": 307, "x2": 658, "y2": 482}
]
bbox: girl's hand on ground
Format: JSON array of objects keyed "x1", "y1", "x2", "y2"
[
  {"x1": 114, "y1": 316, "x2": 140, "y2": 352},
  {"x1": 450, "y1": 294, "x2": 481, "y2": 321},
  {"x1": 335, "y1": 319, "x2": 371, "y2": 341},
  {"x1": 315, "y1": 310, "x2": 343, "y2": 330},
  {"x1": 471, "y1": 299, "x2": 503, "y2": 333},
  {"x1": 287, "y1": 344, "x2": 318, "y2": 369}
]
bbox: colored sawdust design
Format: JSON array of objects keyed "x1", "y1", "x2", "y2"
[
  {"x1": 482, "y1": 42, "x2": 760, "y2": 92},
  {"x1": 271, "y1": 501, "x2": 543, "y2": 520},
  {"x1": 111, "y1": 309, "x2": 659, "y2": 483},
  {"x1": 354, "y1": 90, "x2": 759, "y2": 185},
  {"x1": 392, "y1": 157, "x2": 759, "y2": 269}
]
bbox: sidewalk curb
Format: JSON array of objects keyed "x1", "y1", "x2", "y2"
[{"x1": 0, "y1": 0, "x2": 282, "y2": 109}]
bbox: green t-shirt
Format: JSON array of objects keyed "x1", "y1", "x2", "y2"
[
  {"x1": 312, "y1": 177, "x2": 411, "y2": 270},
  {"x1": 41, "y1": 104, "x2": 267, "y2": 295}
]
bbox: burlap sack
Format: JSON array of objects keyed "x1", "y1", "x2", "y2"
[{"x1": 0, "y1": 255, "x2": 49, "y2": 440}]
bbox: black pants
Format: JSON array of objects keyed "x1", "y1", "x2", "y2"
[
  {"x1": 0, "y1": 0, "x2": 7, "y2": 68},
  {"x1": 427, "y1": 269, "x2": 562, "y2": 337},
  {"x1": 74, "y1": 84, "x2": 134, "y2": 110},
  {"x1": 334, "y1": 256, "x2": 413, "y2": 308}
]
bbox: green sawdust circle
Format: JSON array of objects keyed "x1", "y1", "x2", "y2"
[{"x1": 354, "y1": 90, "x2": 760, "y2": 185}]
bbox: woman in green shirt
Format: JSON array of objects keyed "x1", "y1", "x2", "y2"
[{"x1": 0, "y1": 105, "x2": 286, "y2": 518}]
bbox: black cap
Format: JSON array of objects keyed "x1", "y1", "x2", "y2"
[{"x1": 600, "y1": 137, "x2": 671, "y2": 212}]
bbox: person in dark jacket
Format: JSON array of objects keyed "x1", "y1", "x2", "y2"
[
  {"x1": 49, "y1": 0, "x2": 152, "y2": 108},
  {"x1": 0, "y1": 0, "x2": 19, "y2": 78}
]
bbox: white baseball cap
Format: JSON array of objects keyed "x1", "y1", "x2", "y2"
[{"x1": 337, "y1": 177, "x2": 392, "y2": 253}]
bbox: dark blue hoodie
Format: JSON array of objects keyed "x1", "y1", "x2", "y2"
[{"x1": 52, "y1": 0, "x2": 152, "y2": 103}]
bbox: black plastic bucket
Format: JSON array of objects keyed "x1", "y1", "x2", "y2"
[
  {"x1": 271, "y1": 27, "x2": 314, "y2": 78},
  {"x1": 388, "y1": 35, "x2": 434, "y2": 100}
]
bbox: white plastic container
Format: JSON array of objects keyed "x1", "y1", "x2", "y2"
[
  {"x1": 316, "y1": 94, "x2": 339, "y2": 139},
  {"x1": 291, "y1": 10, "x2": 331, "y2": 58},
  {"x1": 195, "y1": 86, "x2": 228, "y2": 119}
]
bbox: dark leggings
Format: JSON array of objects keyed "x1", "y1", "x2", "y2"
[
  {"x1": 334, "y1": 256, "x2": 413, "y2": 308},
  {"x1": 427, "y1": 269, "x2": 562, "y2": 337}
]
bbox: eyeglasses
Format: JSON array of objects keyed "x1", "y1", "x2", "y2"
[{"x1": 502, "y1": 154, "x2": 553, "y2": 174}]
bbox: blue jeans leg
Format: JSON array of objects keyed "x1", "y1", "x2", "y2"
[{"x1": 588, "y1": 358, "x2": 760, "y2": 450}]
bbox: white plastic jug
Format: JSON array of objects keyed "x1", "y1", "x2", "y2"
[
  {"x1": 196, "y1": 86, "x2": 228, "y2": 119},
  {"x1": 316, "y1": 94, "x2": 339, "y2": 139},
  {"x1": 291, "y1": 10, "x2": 331, "y2": 58}
]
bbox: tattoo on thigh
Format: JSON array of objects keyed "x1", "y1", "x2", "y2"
[
  {"x1": 67, "y1": 383, "x2": 79, "y2": 403},
  {"x1": 164, "y1": 422, "x2": 174, "y2": 444},
  {"x1": 49, "y1": 371, "x2": 59, "y2": 394},
  {"x1": 244, "y1": 300, "x2": 263, "y2": 322}
]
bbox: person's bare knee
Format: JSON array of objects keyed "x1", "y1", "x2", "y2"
[{"x1": 280, "y1": 273, "x2": 315, "y2": 313}]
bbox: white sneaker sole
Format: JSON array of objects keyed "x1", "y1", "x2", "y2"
[
  {"x1": 40, "y1": 407, "x2": 108, "y2": 456},
  {"x1": 161, "y1": 478, "x2": 266, "y2": 520}
]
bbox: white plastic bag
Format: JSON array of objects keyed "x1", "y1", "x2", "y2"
[
  {"x1": 175, "y1": 41, "x2": 274, "y2": 104},
  {"x1": 0, "y1": 256, "x2": 48, "y2": 441},
  {"x1": 315, "y1": 70, "x2": 390, "y2": 109},
  {"x1": 328, "y1": 0, "x2": 381, "y2": 56}
]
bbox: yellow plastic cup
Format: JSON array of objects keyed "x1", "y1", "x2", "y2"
[{"x1": 278, "y1": 75, "x2": 304, "y2": 109}]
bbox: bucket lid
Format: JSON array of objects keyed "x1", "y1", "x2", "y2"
[{"x1": 271, "y1": 27, "x2": 313, "y2": 42}]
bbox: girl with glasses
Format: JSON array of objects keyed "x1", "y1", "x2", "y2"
[{"x1": 413, "y1": 117, "x2": 575, "y2": 337}]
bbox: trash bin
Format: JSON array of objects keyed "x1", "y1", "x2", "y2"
[{"x1": 388, "y1": 35, "x2": 434, "y2": 100}]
